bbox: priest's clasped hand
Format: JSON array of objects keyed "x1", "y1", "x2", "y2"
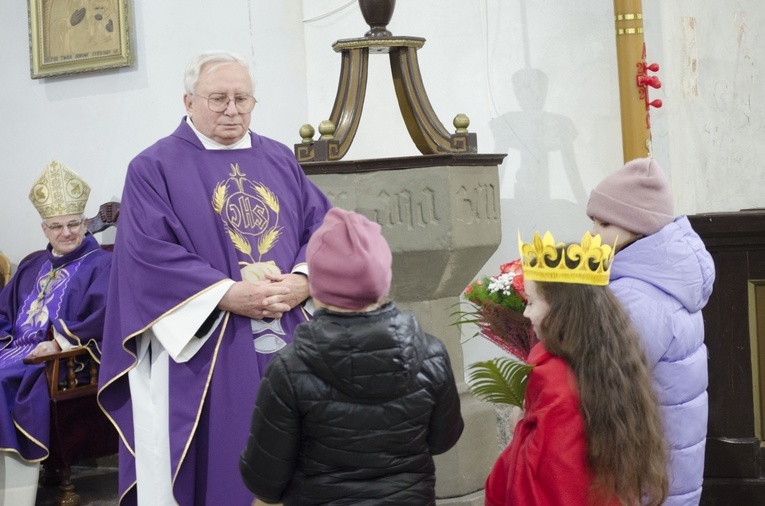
[{"x1": 219, "y1": 273, "x2": 309, "y2": 320}]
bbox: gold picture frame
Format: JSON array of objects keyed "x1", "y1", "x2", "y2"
[{"x1": 28, "y1": 0, "x2": 133, "y2": 79}]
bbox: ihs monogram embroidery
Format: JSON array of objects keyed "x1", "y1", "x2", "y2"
[
  {"x1": 211, "y1": 163, "x2": 288, "y2": 354},
  {"x1": 212, "y1": 163, "x2": 283, "y2": 264}
]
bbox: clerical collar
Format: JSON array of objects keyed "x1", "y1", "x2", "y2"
[{"x1": 186, "y1": 117, "x2": 252, "y2": 150}]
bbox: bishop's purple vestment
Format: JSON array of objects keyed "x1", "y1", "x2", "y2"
[
  {"x1": 0, "y1": 233, "x2": 111, "y2": 460},
  {"x1": 98, "y1": 120, "x2": 332, "y2": 505}
]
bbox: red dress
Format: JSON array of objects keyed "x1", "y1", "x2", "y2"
[{"x1": 484, "y1": 342, "x2": 619, "y2": 506}]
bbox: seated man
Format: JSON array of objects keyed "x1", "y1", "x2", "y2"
[{"x1": 0, "y1": 161, "x2": 112, "y2": 506}]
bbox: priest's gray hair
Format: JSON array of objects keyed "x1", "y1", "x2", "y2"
[{"x1": 183, "y1": 51, "x2": 254, "y2": 95}]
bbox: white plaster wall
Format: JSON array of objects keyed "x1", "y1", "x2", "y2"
[
  {"x1": 1, "y1": 1, "x2": 764, "y2": 367},
  {"x1": 660, "y1": 2, "x2": 765, "y2": 214}
]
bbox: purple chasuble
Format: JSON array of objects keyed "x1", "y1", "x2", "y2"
[
  {"x1": 98, "y1": 120, "x2": 332, "y2": 505},
  {"x1": 0, "y1": 233, "x2": 111, "y2": 460}
]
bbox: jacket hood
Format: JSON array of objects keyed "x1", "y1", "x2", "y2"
[
  {"x1": 293, "y1": 302, "x2": 424, "y2": 399},
  {"x1": 610, "y1": 216, "x2": 715, "y2": 313}
]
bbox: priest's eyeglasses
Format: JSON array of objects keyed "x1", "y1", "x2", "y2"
[
  {"x1": 43, "y1": 219, "x2": 84, "y2": 235},
  {"x1": 197, "y1": 93, "x2": 257, "y2": 113}
]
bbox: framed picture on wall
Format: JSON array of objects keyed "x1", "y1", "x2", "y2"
[{"x1": 27, "y1": 0, "x2": 133, "y2": 79}]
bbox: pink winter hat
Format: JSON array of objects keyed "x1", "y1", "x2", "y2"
[
  {"x1": 307, "y1": 208, "x2": 392, "y2": 310},
  {"x1": 586, "y1": 157, "x2": 675, "y2": 236}
]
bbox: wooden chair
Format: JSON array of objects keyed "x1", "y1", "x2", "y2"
[
  {"x1": 86, "y1": 201, "x2": 120, "y2": 237},
  {"x1": 22, "y1": 201, "x2": 120, "y2": 506},
  {"x1": 0, "y1": 251, "x2": 10, "y2": 288},
  {"x1": 25, "y1": 347, "x2": 117, "y2": 506}
]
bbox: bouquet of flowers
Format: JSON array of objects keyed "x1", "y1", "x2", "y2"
[
  {"x1": 455, "y1": 259, "x2": 537, "y2": 362},
  {"x1": 455, "y1": 259, "x2": 537, "y2": 408}
]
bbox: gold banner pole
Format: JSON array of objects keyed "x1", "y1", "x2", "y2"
[{"x1": 613, "y1": 0, "x2": 662, "y2": 162}]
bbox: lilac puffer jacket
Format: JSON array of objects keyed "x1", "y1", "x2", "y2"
[{"x1": 609, "y1": 216, "x2": 715, "y2": 506}]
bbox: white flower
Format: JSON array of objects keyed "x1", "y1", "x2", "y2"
[{"x1": 488, "y1": 273, "x2": 517, "y2": 296}]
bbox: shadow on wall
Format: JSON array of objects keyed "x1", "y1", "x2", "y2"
[
  {"x1": 490, "y1": 67, "x2": 592, "y2": 245},
  {"x1": 462, "y1": 67, "x2": 592, "y2": 367}
]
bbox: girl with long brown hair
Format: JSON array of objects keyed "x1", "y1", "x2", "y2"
[{"x1": 485, "y1": 234, "x2": 667, "y2": 506}]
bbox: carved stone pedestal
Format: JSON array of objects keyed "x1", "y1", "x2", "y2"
[{"x1": 303, "y1": 153, "x2": 506, "y2": 503}]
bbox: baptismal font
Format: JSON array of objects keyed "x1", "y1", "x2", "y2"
[{"x1": 297, "y1": 2, "x2": 505, "y2": 504}]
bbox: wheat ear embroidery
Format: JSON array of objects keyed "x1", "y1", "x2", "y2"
[
  {"x1": 212, "y1": 182, "x2": 227, "y2": 214},
  {"x1": 254, "y1": 184, "x2": 280, "y2": 213},
  {"x1": 257, "y1": 227, "x2": 282, "y2": 261},
  {"x1": 228, "y1": 228, "x2": 254, "y2": 262}
]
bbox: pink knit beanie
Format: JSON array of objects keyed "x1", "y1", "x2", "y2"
[
  {"x1": 586, "y1": 158, "x2": 675, "y2": 236},
  {"x1": 307, "y1": 208, "x2": 392, "y2": 310}
]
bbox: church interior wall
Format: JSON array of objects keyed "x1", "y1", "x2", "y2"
[{"x1": 1, "y1": 0, "x2": 763, "y2": 367}]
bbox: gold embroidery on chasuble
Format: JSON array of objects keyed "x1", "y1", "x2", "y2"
[
  {"x1": 210, "y1": 163, "x2": 287, "y2": 354},
  {"x1": 212, "y1": 163, "x2": 284, "y2": 281},
  {"x1": 25, "y1": 267, "x2": 70, "y2": 326}
]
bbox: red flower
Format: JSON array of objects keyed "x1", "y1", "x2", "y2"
[
  {"x1": 464, "y1": 279, "x2": 483, "y2": 296},
  {"x1": 499, "y1": 259, "x2": 522, "y2": 276},
  {"x1": 511, "y1": 273, "x2": 526, "y2": 300}
]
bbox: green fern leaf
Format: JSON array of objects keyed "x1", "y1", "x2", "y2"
[{"x1": 466, "y1": 357, "x2": 533, "y2": 408}]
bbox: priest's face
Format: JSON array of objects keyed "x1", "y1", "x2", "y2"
[
  {"x1": 184, "y1": 62, "x2": 253, "y2": 145},
  {"x1": 42, "y1": 213, "x2": 88, "y2": 256}
]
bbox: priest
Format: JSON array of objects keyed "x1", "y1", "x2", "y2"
[{"x1": 98, "y1": 50, "x2": 332, "y2": 505}]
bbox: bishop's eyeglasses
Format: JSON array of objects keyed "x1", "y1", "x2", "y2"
[
  {"x1": 197, "y1": 93, "x2": 257, "y2": 113},
  {"x1": 43, "y1": 219, "x2": 84, "y2": 235}
]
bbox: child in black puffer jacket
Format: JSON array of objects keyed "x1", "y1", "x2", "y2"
[{"x1": 239, "y1": 208, "x2": 464, "y2": 505}]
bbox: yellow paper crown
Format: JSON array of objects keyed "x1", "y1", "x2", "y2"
[
  {"x1": 518, "y1": 231, "x2": 615, "y2": 286},
  {"x1": 28, "y1": 160, "x2": 91, "y2": 219}
]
